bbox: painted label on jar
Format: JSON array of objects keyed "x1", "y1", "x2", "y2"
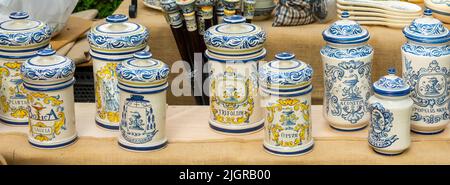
[
  {"x1": 210, "y1": 67, "x2": 255, "y2": 125},
  {"x1": 0, "y1": 61, "x2": 28, "y2": 121},
  {"x1": 266, "y1": 99, "x2": 311, "y2": 147},
  {"x1": 28, "y1": 92, "x2": 65, "y2": 142},
  {"x1": 324, "y1": 60, "x2": 372, "y2": 124},
  {"x1": 404, "y1": 59, "x2": 449, "y2": 124},
  {"x1": 95, "y1": 62, "x2": 120, "y2": 125},
  {"x1": 368, "y1": 102, "x2": 398, "y2": 148},
  {"x1": 120, "y1": 95, "x2": 158, "y2": 144}
]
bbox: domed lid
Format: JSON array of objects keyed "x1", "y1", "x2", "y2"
[
  {"x1": 403, "y1": 9, "x2": 450, "y2": 44},
  {"x1": 0, "y1": 12, "x2": 52, "y2": 50},
  {"x1": 373, "y1": 68, "x2": 411, "y2": 97},
  {"x1": 204, "y1": 15, "x2": 266, "y2": 55},
  {"x1": 88, "y1": 14, "x2": 149, "y2": 53},
  {"x1": 322, "y1": 11, "x2": 370, "y2": 44},
  {"x1": 21, "y1": 48, "x2": 75, "y2": 85},
  {"x1": 117, "y1": 51, "x2": 169, "y2": 87},
  {"x1": 259, "y1": 52, "x2": 313, "y2": 90}
]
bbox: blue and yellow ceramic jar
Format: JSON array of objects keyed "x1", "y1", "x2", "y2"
[
  {"x1": 0, "y1": 12, "x2": 52, "y2": 125},
  {"x1": 116, "y1": 51, "x2": 169, "y2": 152},
  {"x1": 20, "y1": 48, "x2": 77, "y2": 149},
  {"x1": 259, "y1": 52, "x2": 314, "y2": 156},
  {"x1": 204, "y1": 15, "x2": 266, "y2": 134},
  {"x1": 88, "y1": 14, "x2": 149, "y2": 130}
]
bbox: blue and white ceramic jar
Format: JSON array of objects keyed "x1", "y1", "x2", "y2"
[
  {"x1": 204, "y1": 15, "x2": 266, "y2": 134},
  {"x1": 116, "y1": 51, "x2": 169, "y2": 152},
  {"x1": 320, "y1": 11, "x2": 373, "y2": 131},
  {"x1": 88, "y1": 14, "x2": 150, "y2": 130},
  {"x1": 259, "y1": 52, "x2": 314, "y2": 156},
  {"x1": 0, "y1": 12, "x2": 52, "y2": 126},
  {"x1": 401, "y1": 9, "x2": 450, "y2": 134},
  {"x1": 368, "y1": 68, "x2": 413, "y2": 156},
  {"x1": 20, "y1": 48, "x2": 77, "y2": 149}
]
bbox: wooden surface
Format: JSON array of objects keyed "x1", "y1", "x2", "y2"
[
  {"x1": 0, "y1": 104, "x2": 449, "y2": 165},
  {"x1": 50, "y1": 16, "x2": 92, "y2": 50}
]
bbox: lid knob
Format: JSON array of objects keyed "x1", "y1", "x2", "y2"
[
  {"x1": 9, "y1": 11, "x2": 29, "y2": 20},
  {"x1": 275, "y1": 52, "x2": 295, "y2": 60},
  {"x1": 341, "y1": 11, "x2": 350, "y2": 19},
  {"x1": 424, "y1": 9, "x2": 432, "y2": 17},
  {"x1": 37, "y1": 48, "x2": 56, "y2": 56},
  {"x1": 134, "y1": 51, "x2": 152, "y2": 59},
  {"x1": 224, "y1": 15, "x2": 246, "y2": 24},
  {"x1": 387, "y1": 68, "x2": 396, "y2": 75},
  {"x1": 106, "y1": 14, "x2": 129, "y2": 23}
]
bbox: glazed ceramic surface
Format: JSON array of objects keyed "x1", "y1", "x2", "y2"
[
  {"x1": 20, "y1": 48, "x2": 77, "y2": 149},
  {"x1": 88, "y1": 14, "x2": 150, "y2": 131},
  {"x1": 0, "y1": 12, "x2": 52, "y2": 126},
  {"x1": 116, "y1": 51, "x2": 169, "y2": 152},
  {"x1": 204, "y1": 15, "x2": 266, "y2": 134},
  {"x1": 425, "y1": 0, "x2": 450, "y2": 23},
  {"x1": 401, "y1": 9, "x2": 450, "y2": 134},
  {"x1": 259, "y1": 52, "x2": 314, "y2": 156},
  {"x1": 320, "y1": 11, "x2": 373, "y2": 131},
  {"x1": 368, "y1": 69, "x2": 413, "y2": 156}
]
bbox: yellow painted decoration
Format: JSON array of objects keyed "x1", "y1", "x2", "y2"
[{"x1": 95, "y1": 63, "x2": 120, "y2": 123}]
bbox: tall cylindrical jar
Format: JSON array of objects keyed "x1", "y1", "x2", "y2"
[
  {"x1": 204, "y1": 15, "x2": 266, "y2": 134},
  {"x1": 116, "y1": 51, "x2": 169, "y2": 152},
  {"x1": 401, "y1": 9, "x2": 450, "y2": 134},
  {"x1": 320, "y1": 12, "x2": 373, "y2": 131},
  {"x1": 0, "y1": 12, "x2": 52, "y2": 125},
  {"x1": 88, "y1": 14, "x2": 149, "y2": 130},
  {"x1": 259, "y1": 52, "x2": 314, "y2": 156},
  {"x1": 368, "y1": 69, "x2": 413, "y2": 156},
  {"x1": 20, "y1": 48, "x2": 77, "y2": 149}
]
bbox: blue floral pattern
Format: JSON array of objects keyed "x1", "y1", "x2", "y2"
[
  {"x1": 20, "y1": 61, "x2": 75, "y2": 81},
  {"x1": 117, "y1": 65, "x2": 169, "y2": 83},
  {"x1": 204, "y1": 30, "x2": 266, "y2": 51},
  {"x1": 321, "y1": 45, "x2": 373, "y2": 59},
  {"x1": 87, "y1": 30, "x2": 149, "y2": 50},
  {"x1": 328, "y1": 24, "x2": 363, "y2": 36},
  {"x1": 402, "y1": 43, "x2": 450, "y2": 57},
  {"x1": 0, "y1": 24, "x2": 52, "y2": 47},
  {"x1": 368, "y1": 103, "x2": 398, "y2": 148}
]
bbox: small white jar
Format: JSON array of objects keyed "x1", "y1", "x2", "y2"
[
  {"x1": 320, "y1": 11, "x2": 373, "y2": 131},
  {"x1": 116, "y1": 51, "x2": 169, "y2": 152},
  {"x1": 88, "y1": 14, "x2": 150, "y2": 131},
  {"x1": 401, "y1": 9, "x2": 450, "y2": 134},
  {"x1": 259, "y1": 52, "x2": 314, "y2": 156},
  {"x1": 368, "y1": 69, "x2": 413, "y2": 156},
  {"x1": 20, "y1": 48, "x2": 77, "y2": 149},
  {"x1": 0, "y1": 12, "x2": 52, "y2": 126}
]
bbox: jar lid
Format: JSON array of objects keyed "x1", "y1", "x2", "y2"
[
  {"x1": 0, "y1": 12, "x2": 52, "y2": 51},
  {"x1": 403, "y1": 9, "x2": 450, "y2": 44},
  {"x1": 88, "y1": 14, "x2": 149, "y2": 54},
  {"x1": 117, "y1": 51, "x2": 169, "y2": 87},
  {"x1": 322, "y1": 11, "x2": 370, "y2": 44},
  {"x1": 204, "y1": 15, "x2": 266, "y2": 55},
  {"x1": 21, "y1": 48, "x2": 75, "y2": 85},
  {"x1": 373, "y1": 68, "x2": 411, "y2": 97},
  {"x1": 259, "y1": 52, "x2": 313, "y2": 91}
]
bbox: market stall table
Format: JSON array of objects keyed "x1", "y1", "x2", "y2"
[{"x1": 0, "y1": 103, "x2": 449, "y2": 164}]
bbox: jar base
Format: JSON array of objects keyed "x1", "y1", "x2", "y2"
[
  {"x1": 0, "y1": 116, "x2": 28, "y2": 126},
  {"x1": 28, "y1": 135, "x2": 78, "y2": 149},
  {"x1": 411, "y1": 128, "x2": 445, "y2": 135},
  {"x1": 372, "y1": 148, "x2": 405, "y2": 156},
  {"x1": 329, "y1": 124, "x2": 368, "y2": 132},
  {"x1": 263, "y1": 141, "x2": 314, "y2": 156},
  {"x1": 118, "y1": 140, "x2": 168, "y2": 152},
  {"x1": 95, "y1": 119, "x2": 119, "y2": 131},
  {"x1": 208, "y1": 119, "x2": 264, "y2": 135}
]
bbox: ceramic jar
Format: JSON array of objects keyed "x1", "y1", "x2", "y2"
[
  {"x1": 88, "y1": 14, "x2": 150, "y2": 130},
  {"x1": 0, "y1": 12, "x2": 52, "y2": 125},
  {"x1": 401, "y1": 9, "x2": 450, "y2": 134},
  {"x1": 368, "y1": 68, "x2": 413, "y2": 156},
  {"x1": 116, "y1": 51, "x2": 169, "y2": 152},
  {"x1": 259, "y1": 52, "x2": 314, "y2": 156},
  {"x1": 425, "y1": 0, "x2": 450, "y2": 23},
  {"x1": 20, "y1": 48, "x2": 77, "y2": 149},
  {"x1": 204, "y1": 15, "x2": 266, "y2": 134},
  {"x1": 320, "y1": 11, "x2": 373, "y2": 131}
]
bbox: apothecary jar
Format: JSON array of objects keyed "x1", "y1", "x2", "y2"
[
  {"x1": 320, "y1": 11, "x2": 373, "y2": 131},
  {"x1": 0, "y1": 12, "x2": 52, "y2": 125},
  {"x1": 401, "y1": 9, "x2": 450, "y2": 134},
  {"x1": 259, "y1": 52, "x2": 314, "y2": 156},
  {"x1": 88, "y1": 14, "x2": 149, "y2": 130},
  {"x1": 204, "y1": 15, "x2": 266, "y2": 134}
]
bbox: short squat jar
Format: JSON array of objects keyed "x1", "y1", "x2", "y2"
[
  {"x1": 320, "y1": 11, "x2": 373, "y2": 131},
  {"x1": 368, "y1": 69, "x2": 413, "y2": 156},
  {"x1": 401, "y1": 9, "x2": 450, "y2": 134},
  {"x1": 20, "y1": 48, "x2": 77, "y2": 149},
  {"x1": 259, "y1": 52, "x2": 314, "y2": 156},
  {"x1": 116, "y1": 51, "x2": 169, "y2": 152},
  {"x1": 88, "y1": 14, "x2": 150, "y2": 130},
  {"x1": 0, "y1": 12, "x2": 52, "y2": 125}
]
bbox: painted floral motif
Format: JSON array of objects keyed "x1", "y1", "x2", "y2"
[
  {"x1": 368, "y1": 102, "x2": 398, "y2": 148},
  {"x1": 328, "y1": 24, "x2": 363, "y2": 36},
  {"x1": 88, "y1": 30, "x2": 149, "y2": 50},
  {"x1": 0, "y1": 24, "x2": 52, "y2": 47},
  {"x1": 96, "y1": 63, "x2": 120, "y2": 124},
  {"x1": 406, "y1": 21, "x2": 447, "y2": 36},
  {"x1": 0, "y1": 62, "x2": 28, "y2": 120},
  {"x1": 321, "y1": 45, "x2": 373, "y2": 59},
  {"x1": 259, "y1": 63, "x2": 313, "y2": 88},
  {"x1": 20, "y1": 60, "x2": 75, "y2": 81},
  {"x1": 204, "y1": 28, "x2": 266, "y2": 50},
  {"x1": 116, "y1": 62, "x2": 169, "y2": 83},
  {"x1": 402, "y1": 43, "x2": 450, "y2": 57},
  {"x1": 375, "y1": 76, "x2": 407, "y2": 89},
  {"x1": 120, "y1": 95, "x2": 158, "y2": 144}
]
